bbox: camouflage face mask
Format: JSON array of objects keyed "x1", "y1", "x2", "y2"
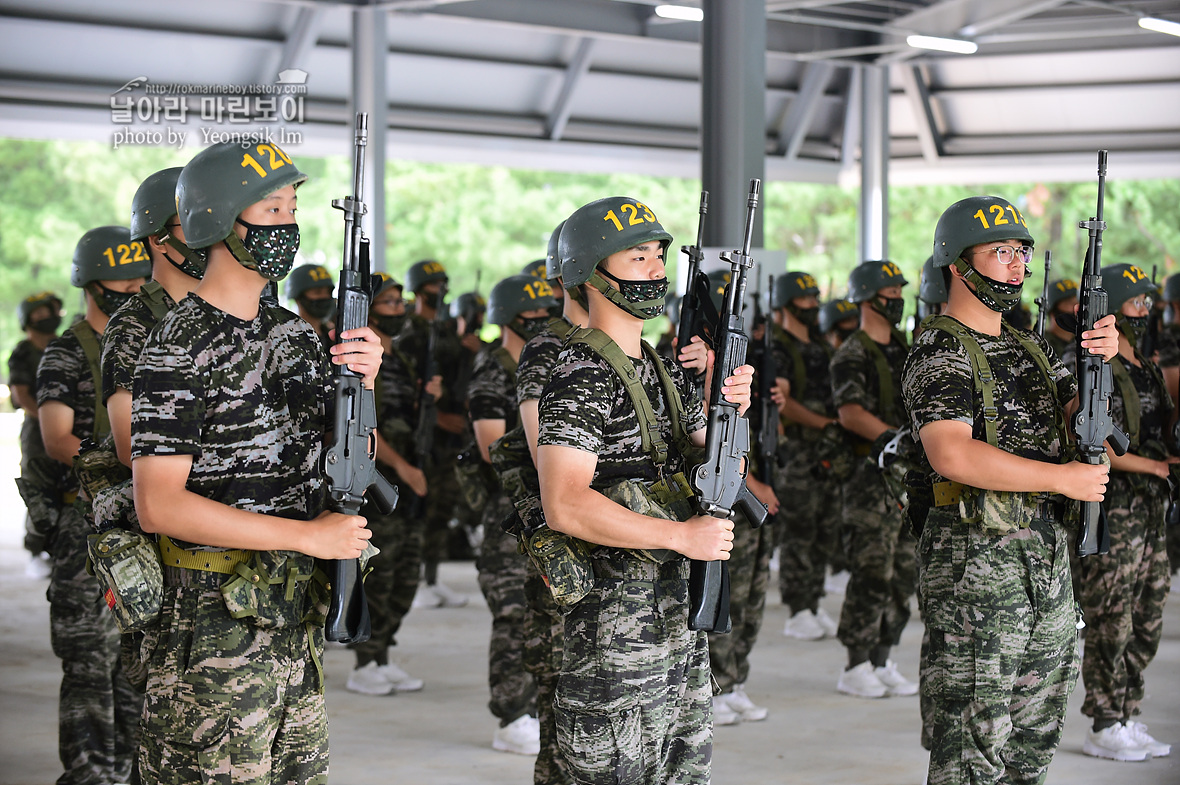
[
  {"x1": 1118, "y1": 314, "x2": 1148, "y2": 349},
  {"x1": 227, "y1": 218, "x2": 301, "y2": 281},
  {"x1": 595, "y1": 267, "x2": 669, "y2": 320},
  {"x1": 511, "y1": 315, "x2": 550, "y2": 341},
  {"x1": 92, "y1": 283, "x2": 136, "y2": 316},
  {"x1": 953, "y1": 258, "x2": 1025, "y2": 313},
  {"x1": 160, "y1": 231, "x2": 209, "y2": 280}
]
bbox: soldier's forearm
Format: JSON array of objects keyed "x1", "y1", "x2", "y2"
[{"x1": 921, "y1": 422, "x2": 1070, "y2": 494}]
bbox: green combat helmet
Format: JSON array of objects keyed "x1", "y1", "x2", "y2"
[
  {"x1": 918, "y1": 255, "x2": 947, "y2": 319},
  {"x1": 286, "y1": 263, "x2": 335, "y2": 300},
  {"x1": 404, "y1": 259, "x2": 448, "y2": 293},
  {"x1": 818, "y1": 298, "x2": 858, "y2": 334},
  {"x1": 521, "y1": 259, "x2": 547, "y2": 280},
  {"x1": 1163, "y1": 272, "x2": 1180, "y2": 304},
  {"x1": 847, "y1": 260, "x2": 908, "y2": 303},
  {"x1": 487, "y1": 274, "x2": 556, "y2": 331},
  {"x1": 558, "y1": 196, "x2": 672, "y2": 320},
  {"x1": 933, "y1": 195, "x2": 1033, "y2": 313},
  {"x1": 546, "y1": 220, "x2": 566, "y2": 281},
  {"x1": 72, "y1": 226, "x2": 151, "y2": 315},
  {"x1": 1045, "y1": 278, "x2": 1079, "y2": 312},
  {"x1": 131, "y1": 166, "x2": 207, "y2": 279},
  {"x1": 176, "y1": 141, "x2": 307, "y2": 249},
  {"x1": 371, "y1": 271, "x2": 402, "y2": 298},
  {"x1": 772, "y1": 272, "x2": 820, "y2": 310},
  {"x1": 707, "y1": 268, "x2": 732, "y2": 311},
  {"x1": 18, "y1": 291, "x2": 63, "y2": 331},
  {"x1": 1101, "y1": 263, "x2": 1156, "y2": 314},
  {"x1": 450, "y1": 291, "x2": 488, "y2": 329}
]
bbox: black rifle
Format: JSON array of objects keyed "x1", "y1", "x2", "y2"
[
  {"x1": 1141, "y1": 264, "x2": 1160, "y2": 358},
  {"x1": 754, "y1": 270, "x2": 778, "y2": 486},
  {"x1": 412, "y1": 280, "x2": 449, "y2": 487},
  {"x1": 323, "y1": 113, "x2": 399, "y2": 643},
  {"x1": 1073, "y1": 149, "x2": 1129, "y2": 558},
  {"x1": 676, "y1": 191, "x2": 720, "y2": 359},
  {"x1": 1035, "y1": 251, "x2": 1053, "y2": 337},
  {"x1": 688, "y1": 179, "x2": 770, "y2": 633}
]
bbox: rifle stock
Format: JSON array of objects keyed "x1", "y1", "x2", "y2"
[
  {"x1": 688, "y1": 180, "x2": 770, "y2": 633},
  {"x1": 322, "y1": 113, "x2": 399, "y2": 644}
]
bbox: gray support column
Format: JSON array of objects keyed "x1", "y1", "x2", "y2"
[
  {"x1": 858, "y1": 64, "x2": 888, "y2": 262},
  {"x1": 350, "y1": 3, "x2": 388, "y2": 271},
  {"x1": 701, "y1": 0, "x2": 765, "y2": 250}
]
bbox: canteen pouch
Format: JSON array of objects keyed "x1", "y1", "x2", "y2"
[
  {"x1": 958, "y1": 487, "x2": 1036, "y2": 536},
  {"x1": 525, "y1": 526, "x2": 596, "y2": 607},
  {"x1": 87, "y1": 528, "x2": 163, "y2": 633},
  {"x1": 454, "y1": 441, "x2": 498, "y2": 511},
  {"x1": 73, "y1": 434, "x2": 131, "y2": 504},
  {"x1": 219, "y1": 551, "x2": 318, "y2": 629}
]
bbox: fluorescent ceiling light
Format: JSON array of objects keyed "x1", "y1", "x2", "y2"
[
  {"x1": 1139, "y1": 16, "x2": 1180, "y2": 38},
  {"x1": 906, "y1": 34, "x2": 979, "y2": 54},
  {"x1": 655, "y1": 5, "x2": 703, "y2": 22}
]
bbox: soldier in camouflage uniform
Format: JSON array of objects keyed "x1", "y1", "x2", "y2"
[
  {"x1": 818, "y1": 298, "x2": 859, "y2": 350},
  {"x1": 1059, "y1": 264, "x2": 1174, "y2": 761},
  {"x1": 536, "y1": 196, "x2": 754, "y2": 785},
  {"x1": 512, "y1": 219, "x2": 585, "y2": 785},
  {"x1": 903, "y1": 195, "x2": 1120, "y2": 785},
  {"x1": 287, "y1": 263, "x2": 336, "y2": 345},
  {"x1": 468, "y1": 274, "x2": 556, "y2": 753},
  {"x1": 771, "y1": 272, "x2": 843, "y2": 643},
  {"x1": 10, "y1": 290, "x2": 66, "y2": 566},
  {"x1": 1042, "y1": 278, "x2": 1078, "y2": 360},
  {"x1": 829, "y1": 260, "x2": 919, "y2": 699},
  {"x1": 37, "y1": 226, "x2": 149, "y2": 785},
  {"x1": 129, "y1": 141, "x2": 383, "y2": 785},
  {"x1": 1155, "y1": 273, "x2": 1180, "y2": 579},
  {"x1": 347, "y1": 272, "x2": 432, "y2": 695},
  {"x1": 395, "y1": 260, "x2": 470, "y2": 607}
]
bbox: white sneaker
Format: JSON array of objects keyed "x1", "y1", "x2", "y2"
[
  {"x1": 725, "y1": 684, "x2": 768, "y2": 721},
  {"x1": 411, "y1": 582, "x2": 443, "y2": 609},
  {"x1": 837, "y1": 661, "x2": 888, "y2": 698},
  {"x1": 430, "y1": 581, "x2": 468, "y2": 608},
  {"x1": 24, "y1": 552, "x2": 50, "y2": 579},
  {"x1": 825, "y1": 569, "x2": 850, "y2": 594},
  {"x1": 377, "y1": 661, "x2": 424, "y2": 692},
  {"x1": 874, "y1": 660, "x2": 918, "y2": 697},
  {"x1": 783, "y1": 609, "x2": 826, "y2": 640},
  {"x1": 712, "y1": 695, "x2": 741, "y2": 726},
  {"x1": 493, "y1": 714, "x2": 540, "y2": 755},
  {"x1": 1125, "y1": 720, "x2": 1171, "y2": 757},
  {"x1": 1082, "y1": 722, "x2": 1151, "y2": 761},
  {"x1": 346, "y1": 662, "x2": 394, "y2": 696},
  {"x1": 815, "y1": 607, "x2": 839, "y2": 637}
]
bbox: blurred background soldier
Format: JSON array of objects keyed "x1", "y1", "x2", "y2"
[
  {"x1": 1061, "y1": 264, "x2": 1174, "y2": 762},
  {"x1": 829, "y1": 260, "x2": 918, "y2": 699},
  {"x1": 286, "y1": 262, "x2": 336, "y2": 345},
  {"x1": 1043, "y1": 278, "x2": 1079, "y2": 358},
  {"x1": 10, "y1": 290, "x2": 65, "y2": 578},
  {"x1": 467, "y1": 273, "x2": 554, "y2": 754},
  {"x1": 818, "y1": 298, "x2": 859, "y2": 351},
  {"x1": 37, "y1": 226, "x2": 148, "y2": 785},
  {"x1": 916, "y1": 255, "x2": 947, "y2": 332}
]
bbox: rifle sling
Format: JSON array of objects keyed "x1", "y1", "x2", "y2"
[
  {"x1": 69, "y1": 320, "x2": 109, "y2": 439},
  {"x1": 849, "y1": 328, "x2": 908, "y2": 426}
]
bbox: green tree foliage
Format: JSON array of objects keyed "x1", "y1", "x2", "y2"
[{"x1": 2, "y1": 138, "x2": 1178, "y2": 379}]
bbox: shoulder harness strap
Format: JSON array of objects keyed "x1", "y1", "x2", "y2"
[
  {"x1": 548, "y1": 316, "x2": 575, "y2": 341},
  {"x1": 68, "y1": 320, "x2": 109, "y2": 438},
  {"x1": 850, "y1": 329, "x2": 902, "y2": 422},
  {"x1": 1108, "y1": 357, "x2": 1142, "y2": 450},
  {"x1": 138, "y1": 280, "x2": 172, "y2": 322},
  {"x1": 772, "y1": 323, "x2": 808, "y2": 400},
  {"x1": 492, "y1": 346, "x2": 518, "y2": 382}
]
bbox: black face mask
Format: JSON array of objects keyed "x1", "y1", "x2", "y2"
[
  {"x1": 372, "y1": 313, "x2": 406, "y2": 337},
  {"x1": 788, "y1": 304, "x2": 819, "y2": 326},
  {"x1": 92, "y1": 284, "x2": 136, "y2": 316},
  {"x1": 1120, "y1": 314, "x2": 1149, "y2": 347},
  {"x1": 418, "y1": 290, "x2": 441, "y2": 310},
  {"x1": 511, "y1": 316, "x2": 550, "y2": 341},
  {"x1": 300, "y1": 297, "x2": 335, "y2": 322},
  {"x1": 834, "y1": 325, "x2": 858, "y2": 341},
  {"x1": 872, "y1": 295, "x2": 905, "y2": 326},
  {"x1": 30, "y1": 314, "x2": 62, "y2": 335}
]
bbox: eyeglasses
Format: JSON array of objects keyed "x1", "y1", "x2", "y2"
[
  {"x1": 980, "y1": 245, "x2": 1034, "y2": 265},
  {"x1": 1127, "y1": 296, "x2": 1153, "y2": 311}
]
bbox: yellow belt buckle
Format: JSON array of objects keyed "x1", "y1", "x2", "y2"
[{"x1": 933, "y1": 480, "x2": 962, "y2": 507}]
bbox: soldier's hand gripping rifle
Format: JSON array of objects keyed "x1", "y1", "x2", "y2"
[
  {"x1": 676, "y1": 191, "x2": 721, "y2": 363},
  {"x1": 754, "y1": 270, "x2": 778, "y2": 487},
  {"x1": 688, "y1": 179, "x2": 770, "y2": 633},
  {"x1": 407, "y1": 278, "x2": 449, "y2": 519},
  {"x1": 1035, "y1": 251, "x2": 1053, "y2": 337},
  {"x1": 1073, "y1": 150, "x2": 1129, "y2": 558},
  {"x1": 323, "y1": 113, "x2": 399, "y2": 643}
]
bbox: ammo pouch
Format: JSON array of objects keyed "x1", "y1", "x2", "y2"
[
  {"x1": 957, "y1": 486, "x2": 1038, "y2": 536},
  {"x1": 73, "y1": 434, "x2": 131, "y2": 527},
  {"x1": 602, "y1": 472, "x2": 695, "y2": 563},
  {"x1": 489, "y1": 424, "x2": 538, "y2": 512},
  {"x1": 87, "y1": 528, "x2": 162, "y2": 633},
  {"x1": 91, "y1": 478, "x2": 138, "y2": 535},
  {"x1": 219, "y1": 550, "x2": 318, "y2": 629},
  {"x1": 454, "y1": 441, "x2": 498, "y2": 511},
  {"x1": 524, "y1": 527, "x2": 596, "y2": 607}
]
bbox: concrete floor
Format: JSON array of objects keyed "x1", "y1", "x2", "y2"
[{"x1": 0, "y1": 410, "x2": 1176, "y2": 785}]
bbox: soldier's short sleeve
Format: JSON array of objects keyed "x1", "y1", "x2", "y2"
[
  {"x1": 1157, "y1": 324, "x2": 1180, "y2": 368},
  {"x1": 902, "y1": 328, "x2": 974, "y2": 434},
  {"x1": 7, "y1": 342, "x2": 35, "y2": 388},
  {"x1": 538, "y1": 344, "x2": 610, "y2": 456},
  {"x1": 100, "y1": 312, "x2": 139, "y2": 404},
  {"x1": 671, "y1": 360, "x2": 707, "y2": 434},
  {"x1": 829, "y1": 337, "x2": 873, "y2": 411},
  {"x1": 131, "y1": 339, "x2": 205, "y2": 458},
  {"x1": 35, "y1": 338, "x2": 80, "y2": 409},
  {"x1": 517, "y1": 334, "x2": 561, "y2": 402},
  {"x1": 468, "y1": 350, "x2": 512, "y2": 422}
]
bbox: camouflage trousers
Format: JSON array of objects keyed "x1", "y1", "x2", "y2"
[
  {"x1": 556, "y1": 555, "x2": 711, "y2": 785},
  {"x1": 139, "y1": 587, "x2": 327, "y2": 785},
  {"x1": 837, "y1": 462, "x2": 916, "y2": 662},
  {"x1": 351, "y1": 497, "x2": 422, "y2": 667},
  {"x1": 708, "y1": 511, "x2": 773, "y2": 692},
  {"x1": 774, "y1": 440, "x2": 842, "y2": 614},
  {"x1": 523, "y1": 562, "x2": 571, "y2": 785},
  {"x1": 919, "y1": 510, "x2": 1079, "y2": 785},
  {"x1": 1079, "y1": 473, "x2": 1172, "y2": 723},
  {"x1": 477, "y1": 493, "x2": 538, "y2": 724},
  {"x1": 49, "y1": 504, "x2": 141, "y2": 785}
]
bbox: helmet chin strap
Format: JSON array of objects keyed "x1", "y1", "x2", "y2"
[{"x1": 587, "y1": 270, "x2": 664, "y2": 317}]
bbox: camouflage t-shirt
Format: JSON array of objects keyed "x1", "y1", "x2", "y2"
[
  {"x1": 101, "y1": 284, "x2": 178, "y2": 404},
  {"x1": 468, "y1": 347, "x2": 517, "y2": 429},
  {"x1": 516, "y1": 319, "x2": 572, "y2": 403},
  {"x1": 36, "y1": 326, "x2": 100, "y2": 442},
  {"x1": 8, "y1": 338, "x2": 42, "y2": 390},
  {"x1": 393, "y1": 312, "x2": 465, "y2": 415},
  {"x1": 1154, "y1": 322, "x2": 1180, "y2": 368},
  {"x1": 771, "y1": 324, "x2": 834, "y2": 417},
  {"x1": 903, "y1": 320, "x2": 1076, "y2": 462},
  {"x1": 1060, "y1": 343, "x2": 1167, "y2": 450},
  {"x1": 538, "y1": 340, "x2": 706, "y2": 489},
  {"x1": 374, "y1": 346, "x2": 417, "y2": 426},
  {"x1": 131, "y1": 294, "x2": 330, "y2": 522},
  {"x1": 830, "y1": 329, "x2": 908, "y2": 429}
]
